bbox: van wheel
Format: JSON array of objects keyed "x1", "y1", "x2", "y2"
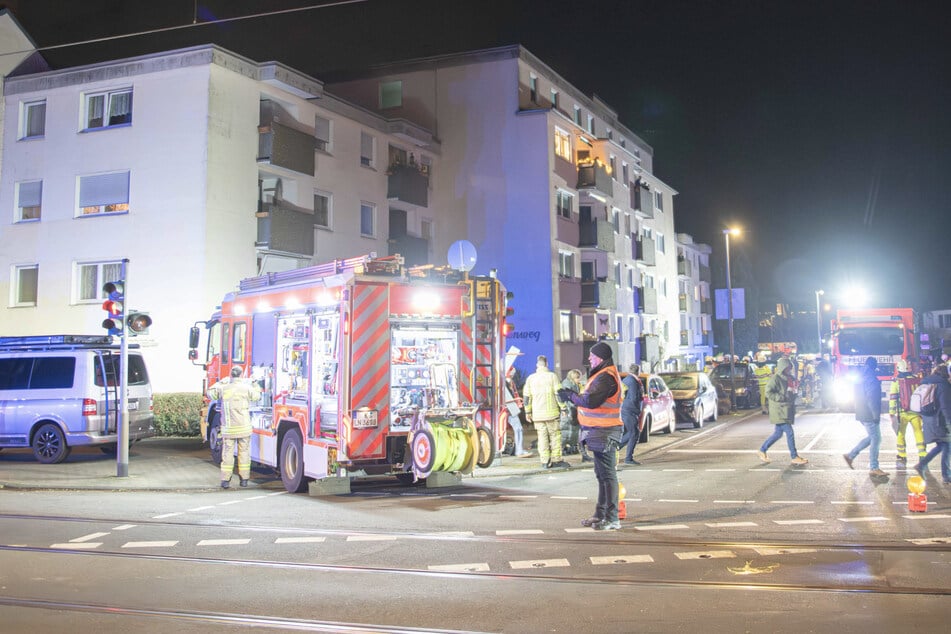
[
  {"x1": 280, "y1": 430, "x2": 310, "y2": 493},
  {"x1": 33, "y1": 423, "x2": 70, "y2": 464},
  {"x1": 209, "y1": 414, "x2": 223, "y2": 464}
]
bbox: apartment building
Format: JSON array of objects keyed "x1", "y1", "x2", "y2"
[
  {"x1": 326, "y1": 46, "x2": 699, "y2": 376},
  {"x1": 0, "y1": 44, "x2": 438, "y2": 392},
  {"x1": 675, "y1": 233, "x2": 714, "y2": 368}
]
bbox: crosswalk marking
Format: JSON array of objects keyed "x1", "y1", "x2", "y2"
[
  {"x1": 773, "y1": 519, "x2": 824, "y2": 525},
  {"x1": 634, "y1": 524, "x2": 689, "y2": 531},
  {"x1": 837, "y1": 516, "x2": 889, "y2": 523},
  {"x1": 346, "y1": 535, "x2": 397, "y2": 541},
  {"x1": 705, "y1": 521, "x2": 758, "y2": 528},
  {"x1": 122, "y1": 541, "x2": 178, "y2": 548},
  {"x1": 186, "y1": 506, "x2": 216, "y2": 512},
  {"x1": 51, "y1": 542, "x2": 101, "y2": 549},
  {"x1": 770, "y1": 500, "x2": 814, "y2": 504},
  {"x1": 590, "y1": 554, "x2": 653, "y2": 565},
  {"x1": 496, "y1": 529, "x2": 544, "y2": 535},
  {"x1": 70, "y1": 532, "x2": 109, "y2": 543},
  {"x1": 152, "y1": 512, "x2": 182, "y2": 519},
  {"x1": 112, "y1": 524, "x2": 136, "y2": 530},
  {"x1": 274, "y1": 537, "x2": 327, "y2": 544},
  {"x1": 657, "y1": 499, "x2": 698, "y2": 503},
  {"x1": 902, "y1": 514, "x2": 951, "y2": 520},
  {"x1": 197, "y1": 538, "x2": 251, "y2": 546},
  {"x1": 714, "y1": 500, "x2": 755, "y2": 504},
  {"x1": 509, "y1": 558, "x2": 570, "y2": 569}
]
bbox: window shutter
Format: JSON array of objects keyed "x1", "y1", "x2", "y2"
[{"x1": 80, "y1": 172, "x2": 130, "y2": 207}]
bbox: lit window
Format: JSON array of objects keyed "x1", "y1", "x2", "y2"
[
  {"x1": 587, "y1": 115, "x2": 595, "y2": 134},
  {"x1": 559, "y1": 312, "x2": 572, "y2": 342},
  {"x1": 21, "y1": 100, "x2": 46, "y2": 138},
  {"x1": 15, "y1": 181, "x2": 42, "y2": 222},
  {"x1": 655, "y1": 190, "x2": 664, "y2": 211},
  {"x1": 78, "y1": 171, "x2": 130, "y2": 216},
  {"x1": 84, "y1": 88, "x2": 132, "y2": 130},
  {"x1": 622, "y1": 163, "x2": 629, "y2": 185},
  {"x1": 555, "y1": 190, "x2": 573, "y2": 219},
  {"x1": 380, "y1": 81, "x2": 402, "y2": 109},
  {"x1": 656, "y1": 233, "x2": 665, "y2": 254},
  {"x1": 554, "y1": 128, "x2": 571, "y2": 161},
  {"x1": 360, "y1": 132, "x2": 374, "y2": 167},
  {"x1": 12, "y1": 264, "x2": 38, "y2": 307},
  {"x1": 558, "y1": 250, "x2": 574, "y2": 277},
  {"x1": 614, "y1": 262, "x2": 621, "y2": 285},
  {"x1": 75, "y1": 260, "x2": 122, "y2": 303},
  {"x1": 610, "y1": 156, "x2": 616, "y2": 180},
  {"x1": 314, "y1": 191, "x2": 331, "y2": 228},
  {"x1": 360, "y1": 202, "x2": 375, "y2": 237},
  {"x1": 315, "y1": 115, "x2": 331, "y2": 152}
]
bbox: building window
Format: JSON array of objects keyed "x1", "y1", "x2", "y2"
[
  {"x1": 655, "y1": 190, "x2": 664, "y2": 211},
  {"x1": 12, "y1": 264, "x2": 38, "y2": 307},
  {"x1": 15, "y1": 180, "x2": 42, "y2": 222},
  {"x1": 616, "y1": 315, "x2": 623, "y2": 339},
  {"x1": 611, "y1": 208, "x2": 620, "y2": 233},
  {"x1": 78, "y1": 171, "x2": 130, "y2": 216},
  {"x1": 360, "y1": 132, "x2": 375, "y2": 167},
  {"x1": 75, "y1": 260, "x2": 123, "y2": 303},
  {"x1": 555, "y1": 190, "x2": 573, "y2": 219},
  {"x1": 656, "y1": 232, "x2": 665, "y2": 253},
  {"x1": 587, "y1": 114, "x2": 595, "y2": 135},
  {"x1": 360, "y1": 202, "x2": 375, "y2": 237},
  {"x1": 550, "y1": 88, "x2": 559, "y2": 109},
  {"x1": 314, "y1": 191, "x2": 331, "y2": 228},
  {"x1": 529, "y1": 74, "x2": 538, "y2": 103},
  {"x1": 622, "y1": 163, "x2": 629, "y2": 185},
  {"x1": 554, "y1": 127, "x2": 571, "y2": 161},
  {"x1": 607, "y1": 128, "x2": 613, "y2": 140},
  {"x1": 84, "y1": 88, "x2": 133, "y2": 130},
  {"x1": 379, "y1": 80, "x2": 402, "y2": 109},
  {"x1": 573, "y1": 105, "x2": 581, "y2": 126},
  {"x1": 558, "y1": 250, "x2": 574, "y2": 278},
  {"x1": 627, "y1": 266, "x2": 634, "y2": 290},
  {"x1": 21, "y1": 100, "x2": 46, "y2": 139},
  {"x1": 628, "y1": 317, "x2": 636, "y2": 342},
  {"x1": 609, "y1": 156, "x2": 617, "y2": 180},
  {"x1": 315, "y1": 115, "x2": 331, "y2": 151},
  {"x1": 559, "y1": 312, "x2": 572, "y2": 342},
  {"x1": 614, "y1": 261, "x2": 621, "y2": 286}
]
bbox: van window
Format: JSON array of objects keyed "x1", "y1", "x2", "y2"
[
  {"x1": 0, "y1": 358, "x2": 32, "y2": 389},
  {"x1": 94, "y1": 354, "x2": 150, "y2": 387},
  {"x1": 30, "y1": 357, "x2": 76, "y2": 388}
]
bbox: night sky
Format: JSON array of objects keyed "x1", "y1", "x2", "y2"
[{"x1": 6, "y1": 0, "x2": 950, "y2": 311}]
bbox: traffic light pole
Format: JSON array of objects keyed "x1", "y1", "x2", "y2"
[{"x1": 117, "y1": 258, "x2": 130, "y2": 478}]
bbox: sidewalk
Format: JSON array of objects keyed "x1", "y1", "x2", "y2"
[{"x1": 0, "y1": 411, "x2": 756, "y2": 491}]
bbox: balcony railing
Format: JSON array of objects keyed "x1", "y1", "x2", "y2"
[
  {"x1": 680, "y1": 330, "x2": 689, "y2": 346},
  {"x1": 633, "y1": 185, "x2": 654, "y2": 218},
  {"x1": 581, "y1": 280, "x2": 617, "y2": 309},
  {"x1": 256, "y1": 202, "x2": 315, "y2": 256},
  {"x1": 388, "y1": 233, "x2": 429, "y2": 267},
  {"x1": 700, "y1": 298, "x2": 712, "y2": 314},
  {"x1": 641, "y1": 286, "x2": 658, "y2": 314},
  {"x1": 576, "y1": 159, "x2": 613, "y2": 197},
  {"x1": 699, "y1": 264, "x2": 712, "y2": 283},
  {"x1": 558, "y1": 277, "x2": 582, "y2": 310},
  {"x1": 679, "y1": 294, "x2": 689, "y2": 312},
  {"x1": 387, "y1": 164, "x2": 429, "y2": 207},
  {"x1": 556, "y1": 213, "x2": 579, "y2": 246},
  {"x1": 677, "y1": 257, "x2": 692, "y2": 276},
  {"x1": 579, "y1": 219, "x2": 615, "y2": 251},
  {"x1": 258, "y1": 100, "x2": 315, "y2": 176},
  {"x1": 637, "y1": 236, "x2": 656, "y2": 266}
]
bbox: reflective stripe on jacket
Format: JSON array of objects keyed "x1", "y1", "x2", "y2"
[
  {"x1": 578, "y1": 365, "x2": 623, "y2": 428},
  {"x1": 207, "y1": 377, "x2": 262, "y2": 438}
]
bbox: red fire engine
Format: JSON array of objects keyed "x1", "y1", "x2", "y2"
[{"x1": 188, "y1": 254, "x2": 512, "y2": 493}]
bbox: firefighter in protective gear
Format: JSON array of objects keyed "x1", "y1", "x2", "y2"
[
  {"x1": 753, "y1": 362, "x2": 772, "y2": 414},
  {"x1": 889, "y1": 359, "x2": 926, "y2": 468},
  {"x1": 207, "y1": 366, "x2": 262, "y2": 488}
]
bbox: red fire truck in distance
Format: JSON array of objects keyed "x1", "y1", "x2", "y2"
[{"x1": 188, "y1": 254, "x2": 512, "y2": 493}]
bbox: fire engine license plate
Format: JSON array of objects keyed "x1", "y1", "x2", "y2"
[{"x1": 353, "y1": 410, "x2": 378, "y2": 429}]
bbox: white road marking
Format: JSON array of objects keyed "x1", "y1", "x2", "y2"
[
  {"x1": 274, "y1": 537, "x2": 327, "y2": 544},
  {"x1": 705, "y1": 521, "x2": 758, "y2": 528},
  {"x1": 112, "y1": 524, "x2": 136, "y2": 530},
  {"x1": 424, "y1": 531, "x2": 475, "y2": 537},
  {"x1": 551, "y1": 496, "x2": 588, "y2": 500},
  {"x1": 714, "y1": 500, "x2": 756, "y2": 504},
  {"x1": 70, "y1": 532, "x2": 109, "y2": 543},
  {"x1": 801, "y1": 426, "x2": 830, "y2": 452},
  {"x1": 152, "y1": 512, "x2": 182, "y2": 519},
  {"x1": 634, "y1": 524, "x2": 689, "y2": 531},
  {"x1": 902, "y1": 514, "x2": 951, "y2": 520},
  {"x1": 51, "y1": 543, "x2": 101, "y2": 549},
  {"x1": 449, "y1": 493, "x2": 487, "y2": 498},
  {"x1": 675, "y1": 550, "x2": 737, "y2": 560},
  {"x1": 669, "y1": 449, "x2": 767, "y2": 454},
  {"x1": 661, "y1": 469, "x2": 694, "y2": 472},
  {"x1": 770, "y1": 500, "x2": 814, "y2": 504},
  {"x1": 773, "y1": 519, "x2": 824, "y2": 525},
  {"x1": 752, "y1": 468, "x2": 783, "y2": 472},
  {"x1": 509, "y1": 558, "x2": 570, "y2": 569},
  {"x1": 754, "y1": 547, "x2": 818, "y2": 555},
  {"x1": 266, "y1": 491, "x2": 287, "y2": 496},
  {"x1": 564, "y1": 528, "x2": 595, "y2": 533},
  {"x1": 496, "y1": 529, "x2": 544, "y2": 535},
  {"x1": 428, "y1": 562, "x2": 490, "y2": 572},
  {"x1": 892, "y1": 501, "x2": 936, "y2": 505},
  {"x1": 122, "y1": 541, "x2": 178, "y2": 548},
  {"x1": 218, "y1": 500, "x2": 243, "y2": 506},
  {"x1": 499, "y1": 495, "x2": 537, "y2": 499},
  {"x1": 245, "y1": 495, "x2": 268, "y2": 500},
  {"x1": 657, "y1": 499, "x2": 699, "y2": 503},
  {"x1": 906, "y1": 537, "x2": 951, "y2": 545},
  {"x1": 831, "y1": 501, "x2": 873, "y2": 505},
  {"x1": 837, "y1": 516, "x2": 889, "y2": 523},
  {"x1": 590, "y1": 554, "x2": 653, "y2": 565},
  {"x1": 197, "y1": 538, "x2": 251, "y2": 546},
  {"x1": 346, "y1": 535, "x2": 398, "y2": 542},
  {"x1": 186, "y1": 506, "x2": 216, "y2": 512},
  {"x1": 705, "y1": 468, "x2": 736, "y2": 472}
]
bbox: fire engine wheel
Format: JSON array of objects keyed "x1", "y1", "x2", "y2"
[
  {"x1": 208, "y1": 414, "x2": 223, "y2": 465},
  {"x1": 411, "y1": 429, "x2": 436, "y2": 479},
  {"x1": 280, "y1": 430, "x2": 310, "y2": 493},
  {"x1": 395, "y1": 472, "x2": 421, "y2": 486},
  {"x1": 32, "y1": 423, "x2": 71, "y2": 464},
  {"x1": 475, "y1": 427, "x2": 495, "y2": 469}
]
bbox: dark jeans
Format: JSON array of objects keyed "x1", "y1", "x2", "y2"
[
  {"x1": 918, "y1": 441, "x2": 951, "y2": 482},
  {"x1": 619, "y1": 411, "x2": 640, "y2": 461},
  {"x1": 592, "y1": 438, "x2": 620, "y2": 522}
]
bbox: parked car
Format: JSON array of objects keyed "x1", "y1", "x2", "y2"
[
  {"x1": 636, "y1": 373, "x2": 677, "y2": 440},
  {"x1": 710, "y1": 362, "x2": 761, "y2": 409},
  {"x1": 661, "y1": 371, "x2": 718, "y2": 428}
]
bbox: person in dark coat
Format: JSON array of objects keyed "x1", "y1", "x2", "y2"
[
  {"x1": 843, "y1": 356, "x2": 887, "y2": 478},
  {"x1": 619, "y1": 364, "x2": 644, "y2": 465},
  {"x1": 914, "y1": 364, "x2": 951, "y2": 484}
]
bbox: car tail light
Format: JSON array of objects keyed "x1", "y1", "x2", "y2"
[{"x1": 82, "y1": 398, "x2": 98, "y2": 416}]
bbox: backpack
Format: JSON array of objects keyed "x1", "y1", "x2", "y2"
[{"x1": 909, "y1": 382, "x2": 938, "y2": 415}]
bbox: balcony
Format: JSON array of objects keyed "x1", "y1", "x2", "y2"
[
  {"x1": 388, "y1": 233, "x2": 429, "y2": 267},
  {"x1": 636, "y1": 235, "x2": 656, "y2": 266},
  {"x1": 680, "y1": 330, "x2": 690, "y2": 346},
  {"x1": 387, "y1": 163, "x2": 429, "y2": 207},
  {"x1": 258, "y1": 101, "x2": 315, "y2": 176},
  {"x1": 256, "y1": 203, "x2": 315, "y2": 257},
  {"x1": 556, "y1": 213, "x2": 579, "y2": 246},
  {"x1": 579, "y1": 218, "x2": 615, "y2": 251},
  {"x1": 699, "y1": 264, "x2": 712, "y2": 283},
  {"x1": 638, "y1": 334, "x2": 660, "y2": 362},
  {"x1": 679, "y1": 294, "x2": 690, "y2": 312},
  {"x1": 677, "y1": 257, "x2": 692, "y2": 276},
  {"x1": 700, "y1": 297, "x2": 712, "y2": 314},
  {"x1": 633, "y1": 185, "x2": 654, "y2": 218},
  {"x1": 558, "y1": 277, "x2": 582, "y2": 310},
  {"x1": 581, "y1": 280, "x2": 617, "y2": 309},
  {"x1": 576, "y1": 159, "x2": 613, "y2": 198},
  {"x1": 640, "y1": 286, "x2": 658, "y2": 314}
]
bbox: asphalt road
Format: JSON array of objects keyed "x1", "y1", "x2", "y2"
[{"x1": 2, "y1": 408, "x2": 949, "y2": 633}]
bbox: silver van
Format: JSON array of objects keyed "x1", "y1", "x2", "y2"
[{"x1": 0, "y1": 335, "x2": 154, "y2": 463}]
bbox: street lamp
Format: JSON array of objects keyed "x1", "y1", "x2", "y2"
[
  {"x1": 815, "y1": 289, "x2": 824, "y2": 354},
  {"x1": 723, "y1": 228, "x2": 741, "y2": 410}
]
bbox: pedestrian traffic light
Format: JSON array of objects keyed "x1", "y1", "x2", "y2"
[
  {"x1": 101, "y1": 281, "x2": 125, "y2": 336},
  {"x1": 126, "y1": 310, "x2": 152, "y2": 336}
]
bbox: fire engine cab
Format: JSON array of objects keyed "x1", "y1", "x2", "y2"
[{"x1": 188, "y1": 253, "x2": 512, "y2": 493}]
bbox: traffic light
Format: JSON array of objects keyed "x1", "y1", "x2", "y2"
[
  {"x1": 126, "y1": 311, "x2": 152, "y2": 336},
  {"x1": 101, "y1": 281, "x2": 125, "y2": 336}
]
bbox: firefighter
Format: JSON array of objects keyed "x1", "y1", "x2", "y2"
[
  {"x1": 889, "y1": 359, "x2": 927, "y2": 470},
  {"x1": 207, "y1": 366, "x2": 262, "y2": 488},
  {"x1": 753, "y1": 355, "x2": 771, "y2": 414}
]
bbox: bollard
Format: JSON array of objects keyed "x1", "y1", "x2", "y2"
[{"x1": 907, "y1": 475, "x2": 927, "y2": 513}]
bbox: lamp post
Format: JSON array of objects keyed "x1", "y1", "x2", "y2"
[
  {"x1": 723, "y1": 228, "x2": 740, "y2": 410},
  {"x1": 815, "y1": 289, "x2": 825, "y2": 354}
]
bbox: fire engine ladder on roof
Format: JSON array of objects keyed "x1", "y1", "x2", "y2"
[{"x1": 472, "y1": 279, "x2": 498, "y2": 409}]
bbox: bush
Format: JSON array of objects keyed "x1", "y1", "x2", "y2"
[{"x1": 152, "y1": 392, "x2": 203, "y2": 437}]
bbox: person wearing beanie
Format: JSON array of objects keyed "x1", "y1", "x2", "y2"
[
  {"x1": 844, "y1": 356, "x2": 887, "y2": 478},
  {"x1": 523, "y1": 355, "x2": 569, "y2": 469},
  {"x1": 558, "y1": 343, "x2": 624, "y2": 531},
  {"x1": 914, "y1": 364, "x2": 951, "y2": 484}
]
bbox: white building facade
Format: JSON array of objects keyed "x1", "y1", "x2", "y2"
[{"x1": 674, "y1": 233, "x2": 714, "y2": 369}]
